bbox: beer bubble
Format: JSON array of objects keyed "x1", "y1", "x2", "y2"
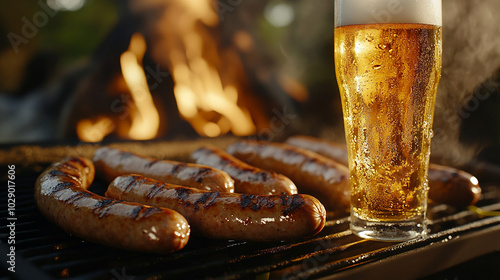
[{"x1": 372, "y1": 65, "x2": 382, "y2": 70}]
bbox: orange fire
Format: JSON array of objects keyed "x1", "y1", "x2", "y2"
[
  {"x1": 120, "y1": 33, "x2": 160, "y2": 140},
  {"x1": 76, "y1": 33, "x2": 161, "y2": 142},
  {"x1": 76, "y1": 0, "x2": 309, "y2": 142},
  {"x1": 165, "y1": 0, "x2": 256, "y2": 137}
]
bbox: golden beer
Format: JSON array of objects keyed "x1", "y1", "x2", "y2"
[{"x1": 335, "y1": 0, "x2": 442, "y2": 241}]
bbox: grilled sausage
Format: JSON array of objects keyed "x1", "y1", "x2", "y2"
[
  {"x1": 286, "y1": 135, "x2": 482, "y2": 208},
  {"x1": 191, "y1": 145, "x2": 298, "y2": 195},
  {"x1": 35, "y1": 157, "x2": 190, "y2": 253},
  {"x1": 286, "y1": 135, "x2": 349, "y2": 166},
  {"x1": 227, "y1": 140, "x2": 350, "y2": 211},
  {"x1": 93, "y1": 146, "x2": 234, "y2": 192},
  {"x1": 106, "y1": 175, "x2": 326, "y2": 241},
  {"x1": 427, "y1": 164, "x2": 482, "y2": 208}
]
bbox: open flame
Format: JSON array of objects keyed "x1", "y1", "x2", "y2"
[
  {"x1": 120, "y1": 33, "x2": 160, "y2": 140},
  {"x1": 76, "y1": 33, "x2": 161, "y2": 142},
  {"x1": 167, "y1": 0, "x2": 256, "y2": 137},
  {"x1": 77, "y1": 0, "x2": 296, "y2": 142}
]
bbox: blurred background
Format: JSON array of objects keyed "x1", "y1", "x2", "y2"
[{"x1": 1, "y1": 0, "x2": 500, "y2": 168}]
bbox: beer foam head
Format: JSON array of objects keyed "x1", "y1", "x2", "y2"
[{"x1": 335, "y1": 0, "x2": 442, "y2": 27}]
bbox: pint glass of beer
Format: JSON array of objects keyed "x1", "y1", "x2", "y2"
[{"x1": 334, "y1": 0, "x2": 442, "y2": 241}]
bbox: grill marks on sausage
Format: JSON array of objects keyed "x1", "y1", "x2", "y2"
[
  {"x1": 93, "y1": 199, "x2": 121, "y2": 218},
  {"x1": 64, "y1": 191, "x2": 92, "y2": 204},
  {"x1": 131, "y1": 205, "x2": 164, "y2": 220},
  {"x1": 145, "y1": 159, "x2": 160, "y2": 168},
  {"x1": 52, "y1": 182, "x2": 74, "y2": 194},
  {"x1": 70, "y1": 157, "x2": 90, "y2": 169},
  {"x1": 48, "y1": 170, "x2": 66, "y2": 177},
  {"x1": 239, "y1": 194, "x2": 277, "y2": 211},
  {"x1": 61, "y1": 161, "x2": 81, "y2": 173},
  {"x1": 194, "y1": 192, "x2": 219, "y2": 210},
  {"x1": 123, "y1": 176, "x2": 140, "y2": 194},
  {"x1": 119, "y1": 151, "x2": 134, "y2": 160},
  {"x1": 193, "y1": 168, "x2": 211, "y2": 183},
  {"x1": 175, "y1": 188, "x2": 192, "y2": 201},
  {"x1": 171, "y1": 163, "x2": 184, "y2": 176},
  {"x1": 147, "y1": 182, "x2": 166, "y2": 200},
  {"x1": 281, "y1": 195, "x2": 305, "y2": 216}
]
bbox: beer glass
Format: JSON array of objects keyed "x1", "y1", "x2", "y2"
[{"x1": 334, "y1": 0, "x2": 442, "y2": 241}]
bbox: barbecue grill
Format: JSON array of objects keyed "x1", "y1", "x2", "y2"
[{"x1": 1, "y1": 139, "x2": 499, "y2": 280}]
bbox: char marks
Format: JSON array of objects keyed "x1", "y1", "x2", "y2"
[
  {"x1": 48, "y1": 170, "x2": 66, "y2": 177},
  {"x1": 258, "y1": 171, "x2": 269, "y2": 182},
  {"x1": 51, "y1": 182, "x2": 73, "y2": 194},
  {"x1": 146, "y1": 159, "x2": 160, "y2": 168},
  {"x1": 123, "y1": 175, "x2": 140, "y2": 193},
  {"x1": 194, "y1": 167, "x2": 211, "y2": 184},
  {"x1": 62, "y1": 161, "x2": 80, "y2": 173},
  {"x1": 94, "y1": 199, "x2": 121, "y2": 218},
  {"x1": 240, "y1": 194, "x2": 256, "y2": 209},
  {"x1": 64, "y1": 191, "x2": 92, "y2": 204},
  {"x1": 70, "y1": 157, "x2": 89, "y2": 169},
  {"x1": 282, "y1": 195, "x2": 305, "y2": 216},
  {"x1": 239, "y1": 194, "x2": 277, "y2": 211},
  {"x1": 171, "y1": 163, "x2": 184, "y2": 175},
  {"x1": 194, "y1": 192, "x2": 219, "y2": 210},
  {"x1": 146, "y1": 182, "x2": 166, "y2": 200},
  {"x1": 131, "y1": 206, "x2": 164, "y2": 220},
  {"x1": 119, "y1": 151, "x2": 134, "y2": 160},
  {"x1": 175, "y1": 188, "x2": 192, "y2": 201}
]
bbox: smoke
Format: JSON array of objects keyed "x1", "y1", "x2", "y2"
[{"x1": 432, "y1": 0, "x2": 500, "y2": 165}]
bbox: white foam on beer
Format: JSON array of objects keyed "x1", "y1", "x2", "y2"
[{"x1": 335, "y1": 0, "x2": 442, "y2": 27}]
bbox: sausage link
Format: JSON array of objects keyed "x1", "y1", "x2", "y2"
[
  {"x1": 35, "y1": 157, "x2": 190, "y2": 253},
  {"x1": 427, "y1": 164, "x2": 481, "y2": 208},
  {"x1": 106, "y1": 175, "x2": 326, "y2": 241},
  {"x1": 286, "y1": 135, "x2": 482, "y2": 208},
  {"x1": 286, "y1": 135, "x2": 349, "y2": 166},
  {"x1": 93, "y1": 146, "x2": 234, "y2": 192},
  {"x1": 227, "y1": 140, "x2": 350, "y2": 211},
  {"x1": 191, "y1": 145, "x2": 297, "y2": 195}
]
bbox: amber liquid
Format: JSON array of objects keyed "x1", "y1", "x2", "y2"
[{"x1": 335, "y1": 23, "x2": 442, "y2": 222}]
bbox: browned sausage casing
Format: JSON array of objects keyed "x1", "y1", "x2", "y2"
[
  {"x1": 35, "y1": 157, "x2": 190, "y2": 253},
  {"x1": 93, "y1": 146, "x2": 234, "y2": 192},
  {"x1": 286, "y1": 135, "x2": 482, "y2": 208},
  {"x1": 427, "y1": 164, "x2": 482, "y2": 207},
  {"x1": 227, "y1": 140, "x2": 350, "y2": 211},
  {"x1": 106, "y1": 175, "x2": 326, "y2": 241},
  {"x1": 191, "y1": 145, "x2": 298, "y2": 195},
  {"x1": 286, "y1": 135, "x2": 349, "y2": 166}
]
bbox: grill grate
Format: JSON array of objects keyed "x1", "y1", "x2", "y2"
[{"x1": 1, "y1": 155, "x2": 500, "y2": 279}]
